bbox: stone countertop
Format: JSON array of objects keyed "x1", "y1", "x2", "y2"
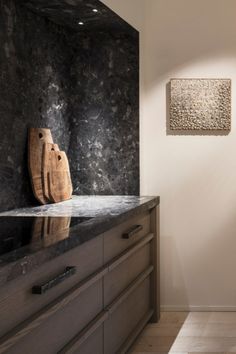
[{"x1": 0, "y1": 196, "x2": 159, "y2": 286}]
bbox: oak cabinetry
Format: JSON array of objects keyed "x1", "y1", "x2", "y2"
[
  {"x1": 104, "y1": 276, "x2": 151, "y2": 354},
  {"x1": 4, "y1": 281, "x2": 103, "y2": 354},
  {"x1": 0, "y1": 234, "x2": 103, "y2": 338},
  {"x1": 72, "y1": 326, "x2": 104, "y2": 354},
  {"x1": 103, "y1": 211, "x2": 151, "y2": 262},
  {"x1": 104, "y1": 239, "x2": 151, "y2": 306},
  {"x1": 0, "y1": 205, "x2": 159, "y2": 354}
]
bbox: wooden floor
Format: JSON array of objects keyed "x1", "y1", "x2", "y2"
[{"x1": 130, "y1": 311, "x2": 236, "y2": 353}]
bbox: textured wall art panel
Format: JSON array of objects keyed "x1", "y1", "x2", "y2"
[{"x1": 170, "y1": 79, "x2": 231, "y2": 130}]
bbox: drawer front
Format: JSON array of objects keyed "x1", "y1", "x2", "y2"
[
  {"x1": 70, "y1": 326, "x2": 103, "y2": 354},
  {"x1": 104, "y1": 242, "x2": 151, "y2": 306},
  {"x1": 104, "y1": 276, "x2": 151, "y2": 354},
  {"x1": 0, "y1": 234, "x2": 103, "y2": 337},
  {"x1": 104, "y1": 212, "x2": 151, "y2": 263},
  {"x1": 3, "y1": 280, "x2": 103, "y2": 354}
]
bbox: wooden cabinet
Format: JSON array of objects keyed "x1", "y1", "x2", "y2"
[
  {"x1": 104, "y1": 240, "x2": 151, "y2": 306},
  {"x1": 70, "y1": 326, "x2": 104, "y2": 354},
  {"x1": 0, "y1": 234, "x2": 103, "y2": 338},
  {"x1": 103, "y1": 211, "x2": 151, "y2": 263},
  {"x1": 0, "y1": 205, "x2": 159, "y2": 354},
  {"x1": 104, "y1": 277, "x2": 151, "y2": 354},
  {"x1": 4, "y1": 281, "x2": 103, "y2": 354}
]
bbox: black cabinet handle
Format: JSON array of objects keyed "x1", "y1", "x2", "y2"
[
  {"x1": 32, "y1": 266, "x2": 76, "y2": 295},
  {"x1": 122, "y1": 225, "x2": 143, "y2": 239}
]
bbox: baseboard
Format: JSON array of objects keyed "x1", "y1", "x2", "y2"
[{"x1": 161, "y1": 305, "x2": 236, "y2": 312}]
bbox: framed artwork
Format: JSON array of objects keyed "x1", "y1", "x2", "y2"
[{"x1": 170, "y1": 79, "x2": 231, "y2": 131}]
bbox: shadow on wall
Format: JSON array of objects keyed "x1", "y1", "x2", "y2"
[
  {"x1": 161, "y1": 234, "x2": 189, "y2": 309},
  {"x1": 165, "y1": 82, "x2": 230, "y2": 136}
]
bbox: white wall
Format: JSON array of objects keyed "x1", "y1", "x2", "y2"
[
  {"x1": 100, "y1": 0, "x2": 145, "y2": 32},
  {"x1": 103, "y1": 0, "x2": 236, "y2": 310},
  {"x1": 142, "y1": 0, "x2": 236, "y2": 310}
]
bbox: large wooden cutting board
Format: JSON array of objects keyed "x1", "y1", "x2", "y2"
[
  {"x1": 42, "y1": 143, "x2": 59, "y2": 201},
  {"x1": 48, "y1": 151, "x2": 73, "y2": 203},
  {"x1": 28, "y1": 128, "x2": 53, "y2": 204}
]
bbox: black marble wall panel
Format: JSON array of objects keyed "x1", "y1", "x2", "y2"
[
  {"x1": 0, "y1": 0, "x2": 139, "y2": 211},
  {"x1": 68, "y1": 31, "x2": 139, "y2": 195}
]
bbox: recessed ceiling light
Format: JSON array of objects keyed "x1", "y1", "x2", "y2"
[
  {"x1": 92, "y1": 9, "x2": 98, "y2": 12},
  {"x1": 78, "y1": 21, "x2": 84, "y2": 25}
]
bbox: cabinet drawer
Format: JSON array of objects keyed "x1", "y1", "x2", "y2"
[
  {"x1": 104, "y1": 212, "x2": 151, "y2": 263},
  {"x1": 68, "y1": 326, "x2": 103, "y2": 354},
  {"x1": 104, "y1": 241, "x2": 151, "y2": 306},
  {"x1": 104, "y1": 276, "x2": 151, "y2": 354},
  {"x1": 2, "y1": 279, "x2": 103, "y2": 354},
  {"x1": 0, "y1": 234, "x2": 103, "y2": 337}
]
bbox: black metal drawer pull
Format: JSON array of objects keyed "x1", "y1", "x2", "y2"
[
  {"x1": 122, "y1": 225, "x2": 143, "y2": 239},
  {"x1": 32, "y1": 266, "x2": 76, "y2": 295}
]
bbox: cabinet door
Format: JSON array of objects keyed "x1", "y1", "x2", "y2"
[
  {"x1": 104, "y1": 276, "x2": 151, "y2": 354},
  {"x1": 1, "y1": 280, "x2": 103, "y2": 354},
  {"x1": 104, "y1": 241, "x2": 151, "y2": 306}
]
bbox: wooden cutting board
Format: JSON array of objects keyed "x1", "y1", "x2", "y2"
[
  {"x1": 48, "y1": 151, "x2": 73, "y2": 203},
  {"x1": 42, "y1": 143, "x2": 59, "y2": 201},
  {"x1": 28, "y1": 128, "x2": 53, "y2": 204}
]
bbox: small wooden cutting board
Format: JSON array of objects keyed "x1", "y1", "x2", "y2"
[
  {"x1": 28, "y1": 128, "x2": 53, "y2": 204},
  {"x1": 48, "y1": 151, "x2": 73, "y2": 203},
  {"x1": 42, "y1": 143, "x2": 59, "y2": 201}
]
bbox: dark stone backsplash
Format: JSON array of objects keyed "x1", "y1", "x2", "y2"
[{"x1": 0, "y1": 0, "x2": 139, "y2": 212}]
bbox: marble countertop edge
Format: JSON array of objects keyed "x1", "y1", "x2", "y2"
[{"x1": 0, "y1": 195, "x2": 160, "y2": 286}]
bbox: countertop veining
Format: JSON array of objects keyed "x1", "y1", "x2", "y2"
[
  {"x1": 0, "y1": 195, "x2": 158, "y2": 218},
  {"x1": 0, "y1": 195, "x2": 159, "y2": 286}
]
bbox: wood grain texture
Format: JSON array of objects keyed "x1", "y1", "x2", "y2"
[
  {"x1": 130, "y1": 311, "x2": 236, "y2": 353},
  {"x1": 42, "y1": 142, "x2": 59, "y2": 200},
  {"x1": 48, "y1": 151, "x2": 73, "y2": 203},
  {"x1": 0, "y1": 275, "x2": 105, "y2": 353},
  {"x1": 59, "y1": 311, "x2": 108, "y2": 354},
  {"x1": 103, "y1": 211, "x2": 151, "y2": 262},
  {"x1": 104, "y1": 276, "x2": 151, "y2": 354},
  {"x1": 0, "y1": 210, "x2": 159, "y2": 353},
  {"x1": 0, "y1": 235, "x2": 103, "y2": 338},
  {"x1": 28, "y1": 128, "x2": 53, "y2": 204},
  {"x1": 67, "y1": 326, "x2": 104, "y2": 354},
  {"x1": 0, "y1": 225, "x2": 151, "y2": 349},
  {"x1": 130, "y1": 311, "x2": 188, "y2": 353},
  {"x1": 1, "y1": 281, "x2": 103, "y2": 354},
  {"x1": 119, "y1": 310, "x2": 153, "y2": 354},
  {"x1": 104, "y1": 242, "x2": 151, "y2": 306}
]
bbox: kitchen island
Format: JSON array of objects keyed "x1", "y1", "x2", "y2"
[{"x1": 0, "y1": 196, "x2": 160, "y2": 354}]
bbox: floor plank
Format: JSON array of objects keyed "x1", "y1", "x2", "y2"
[
  {"x1": 178, "y1": 323, "x2": 236, "y2": 337},
  {"x1": 129, "y1": 312, "x2": 236, "y2": 354},
  {"x1": 131, "y1": 336, "x2": 177, "y2": 352},
  {"x1": 170, "y1": 336, "x2": 236, "y2": 352}
]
